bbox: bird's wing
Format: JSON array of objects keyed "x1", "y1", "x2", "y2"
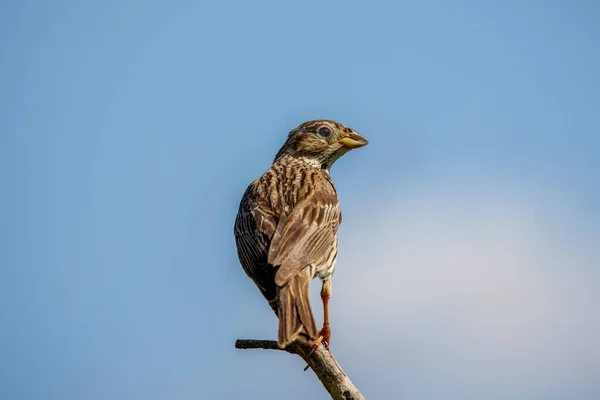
[
  {"x1": 268, "y1": 177, "x2": 340, "y2": 287},
  {"x1": 234, "y1": 181, "x2": 278, "y2": 298}
]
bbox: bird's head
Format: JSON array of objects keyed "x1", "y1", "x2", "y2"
[{"x1": 273, "y1": 120, "x2": 368, "y2": 170}]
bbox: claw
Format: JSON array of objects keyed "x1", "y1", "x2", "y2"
[
  {"x1": 303, "y1": 336, "x2": 324, "y2": 371},
  {"x1": 307, "y1": 336, "x2": 323, "y2": 357}
]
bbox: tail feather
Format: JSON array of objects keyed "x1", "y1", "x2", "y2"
[{"x1": 277, "y1": 269, "x2": 317, "y2": 348}]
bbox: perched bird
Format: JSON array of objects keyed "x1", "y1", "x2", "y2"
[{"x1": 234, "y1": 120, "x2": 368, "y2": 349}]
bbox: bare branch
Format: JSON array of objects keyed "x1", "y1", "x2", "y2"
[{"x1": 235, "y1": 339, "x2": 365, "y2": 400}]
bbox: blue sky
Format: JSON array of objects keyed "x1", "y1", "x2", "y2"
[{"x1": 1, "y1": 1, "x2": 599, "y2": 399}]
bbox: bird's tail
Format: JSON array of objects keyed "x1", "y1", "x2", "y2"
[{"x1": 277, "y1": 268, "x2": 317, "y2": 348}]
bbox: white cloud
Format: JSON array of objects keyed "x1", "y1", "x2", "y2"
[{"x1": 324, "y1": 184, "x2": 600, "y2": 398}]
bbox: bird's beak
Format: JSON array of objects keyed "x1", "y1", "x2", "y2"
[{"x1": 338, "y1": 131, "x2": 369, "y2": 149}]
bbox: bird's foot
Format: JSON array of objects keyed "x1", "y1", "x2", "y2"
[
  {"x1": 309, "y1": 324, "x2": 330, "y2": 354},
  {"x1": 318, "y1": 325, "x2": 331, "y2": 350},
  {"x1": 304, "y1": 325, "x2": 332, "y2": 365},
  {"x1": 302, "y1": 327, "x2": 331, "y2": 371},
  {"x1": 306, "y1": 336, "x2": 322, "y2": 359}
]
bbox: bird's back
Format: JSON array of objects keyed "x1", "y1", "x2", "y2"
[{"x1": 234, "y1": 158, "x2": 340, "y2": 306}]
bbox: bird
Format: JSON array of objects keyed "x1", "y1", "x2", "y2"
[{"x1": 234, "y1": 120, "x2": 368, "y2": 349}]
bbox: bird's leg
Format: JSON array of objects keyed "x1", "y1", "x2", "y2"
[
  {"x1": 312, "y1": 279, "x2": 332, "y2": 350},
  {"x1": 320, "y1": 279, "x2": 332, "y2": 348}
]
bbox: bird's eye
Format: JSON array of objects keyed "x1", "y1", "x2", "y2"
[{"x1": 318, "y1": 127, "x2": 331, "y2": 137}]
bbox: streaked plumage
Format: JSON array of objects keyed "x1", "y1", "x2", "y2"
[{"x1": 234, "y1": 120, "x2": 368, "y2": 348}]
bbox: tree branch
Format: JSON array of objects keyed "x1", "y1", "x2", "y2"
[{"x1": 235, "y1": 339, "x2": 365, "y2": 400}]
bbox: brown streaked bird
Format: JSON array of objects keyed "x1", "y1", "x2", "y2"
[{"x1": 234, "y1": 120, "x2": 368, "y2": 349}]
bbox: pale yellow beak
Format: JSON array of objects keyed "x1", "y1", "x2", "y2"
[{"x1": 338, "y1": 131, "x2": 369, "y2": 149}]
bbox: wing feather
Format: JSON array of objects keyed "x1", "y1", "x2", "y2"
[
  {"x1": 234, "y1": 181, "x2": 278, "y2": 301},
  {"x1": 268, "y1": 177, "x2": 340, "y2": 286}
]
